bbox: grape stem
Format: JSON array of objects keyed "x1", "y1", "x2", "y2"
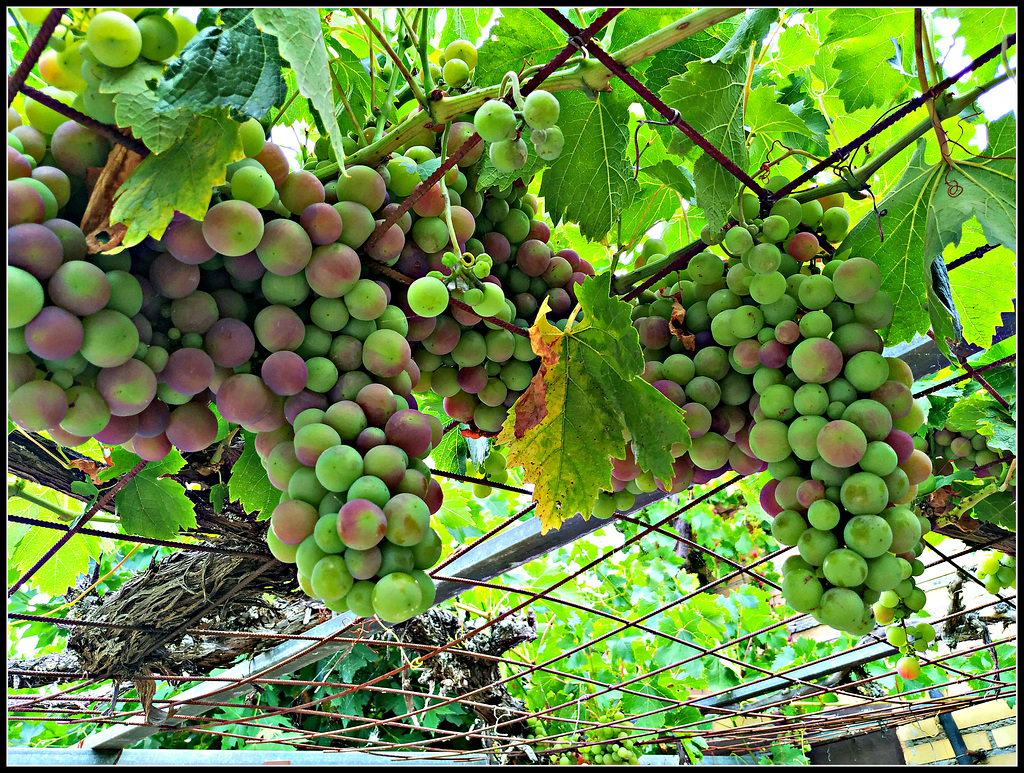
[
  {"x1": 948, "y1": 481, "x2": 1001, "y2": 520},
  {"x1": 498, "y1": 70, "x2": 525, "y2": 110},
  {"x1": 350, "y1": 7, "x2": 428, "y2": 113},
  {"x1": 416, "y1": 8, "x2": 435, "y2": 95},
  {"x1": 914, "y1": 9, "x2": 953, "y2": 168},
  {"x1": 374, "y1": 53, "x2": 404, "y2": 144},
  {"x1": 323, "y1": 8, "x2": 744, "y2": 172},
  {"x1": 7, "y1": 485, "x2": 118, "y2": 525}
]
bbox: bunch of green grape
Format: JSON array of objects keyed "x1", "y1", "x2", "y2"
[
  {"x1": 437, "y1": 38, "x2": 478, "y2": 91},
  {"x1": 466, "y1": 449, "x2": 510, "y2": 498},
  {"x1": 574, "y1": 709, "x2": 641, "y2": 766},
  {"x1": 882, "y1": 620, "x2": 937, "y2": 680},
  {"x1": 977, "y1": 551, "x2": 1016, "y2": 594},
  {"x1": 617, "y1": 184, "x2": 938, "y2": 637},
  {"x1": 928, "y1": 425, "x2": 1014, "y2": 477},
  {"x1": 473, "y1": 87, "x2": 565, "y2": 174}
]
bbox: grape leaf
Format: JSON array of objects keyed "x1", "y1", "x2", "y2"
[
  {"x1": 477, "y1": 151, "x2": 548, "y2": 190},
  {"x1": 497, "y1": 273, "x2": 690, "y2": 532},
  {"x1": 253, "y1": 9, "x2": 348, "y2": 167},
  {"x1": 154, "y1": 8, "x2": 287, "y2": 120},
  {"x1": 709, "y1": 7, "x2": 779, "y2": 64},
  {"x1": 8, "y1": 485, "x2": 104, "y2": 595},
  {"x1": 823, "y1": 8, "x2": 916, "y2": 111},
  {"x1": 839, "y1": 115, "x2": 1016, "y2": 352},
  {"x1": 431, "y1": 426, "x2": 468, "y2": 476},
  {"x1": 970, "y1": 490, "x2": 1015, "y2": 531},
  {"x1": 639, "y1": 160, "x2": 694, "y2": 200},
  {"x1": 107, "y1": 447, "x2": 197, "y2": 540},
  {"x1": 933, "y1": 8, "x2": 1017, "y2": 85},
  {"x1": 473, "y1": 8, "x2": 564, "y2": 90},
  {"x1": 110, "y1": 112, "x2": 244, "y2": 246},
  {"x1": 228, "y1": 432, "x2": 283, "y2": 520},
  {"x1": 98, "y1": 62, "x2": 192, "y2": 154},
  {"x1": 617, "y1": 182, "x2": 681, "y2": 252},
  {"x1": 943, "y1": 391, "x2": 1016, "y2": 451},
  {"x1": 539, "y1": 90, "x2": 639, "y2": 241},
  {"x1": 643, "y1": 18, "x2": 741, "y2": 99},
  {"x1": 323, "y1": 43, "x2": 384, "y2": 136},
  {"x1": 944, "y1": 227, "x2": 1016, "y2": 348},
  {"x1": 606, "y1": 9, "x2": 679, "y2": 76},
  {"x1": 440, "y1": 9, "x2": 493, "y2": 48},
  {"x1": 660, "y1": 59, "x2": 748, "y2": 234},
  {"x1": 745, "y1": 84, "x2": 814, "y2": 171}
]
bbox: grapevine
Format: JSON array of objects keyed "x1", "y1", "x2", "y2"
[{"x1": 5, "y1": 9, "x2": 1017, "y2": 747}]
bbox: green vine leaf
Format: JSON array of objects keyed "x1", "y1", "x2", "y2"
[
  {"x1": 8, "y1": 486, "x2": 104, "y2": 596},
  {"x1": 110, "y1": 112, "x2": 244, "y2": 247},
  {"x1": 432, "y1": 428, "x2": 469, "y2": 476},
  {"x1": 945, "y1": 225, "x2": 1016, "y2": 348},
  {"x1": 660, "y1": 58, "x2": 748, "y2": 234},
  {"x1": 539, "y1": 90, "x2": 639, "y2": 241},
  {"x1": 823, "y1": 8, "x2": 916, "y2": 112},
  {"x1": 254, "y1": 9, "x2": 348, "y2": 166},
  {"x1": 477, "y1": 152, "x2": 548, "y2": 190},
  {"x1": 106, "y1": 447, "x2": 197, "y2": 540},
  {"x1": 497, "y1": 274, "x2": 690, "y2": 532},
  {"x1": 643, "y1": 18, "x2": 741, "y2": 99},
  {"x1": 709, "y1": 7, "x2": 779, "y2": 64},
  {"x1": 970, "y1": 489, "x2": 1015, "y2": 531},
  {"x1": 228, "y1": 432, "x2": 283, "y2": 520},
  {"x1": 942, "y1": 391, "x2": 1016, "y2": 451},
  {"x1": 154, "y1": 8, "x2": 286, "y2": 119},
  {"x1": 745, "y1": 84, "x2": 814, "y2": 170},
  {"x1": 473, "y1": 8, "x2": 564, "y2": 89},
  {"x1": 440, "y1": 9, "x2": 493, "y2": 48},
  {"x1": 618, "y1": 182, "x2": 680, "y2": 251},
  {"x1": 933, "y1": 8, "x2": 1018, "y2": 85},
  {"x1": 98, "y1": 61, "x2": 192, "y2": 154}
]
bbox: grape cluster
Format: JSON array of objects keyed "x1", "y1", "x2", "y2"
[
  {"x1": 526, "y1": 709, "x2": 640, "y2": 766},
  {"x1": 976, "y1": 551, "x2": 1016, "y2": 594},
  {"x1": 395, "y1": 164, "x2": 592, "y2": 436},
  {"x1": 473, "y1": 87, "x2": 565, "y2": 174},
  {"x1": 928, "y1": 425, "x2": 1013, "y2": 477},
  {"x1": 438, "y1": 38, "x2": 478, "y2": 91},
  {"x1": 9, "y1": 76, "x2": 452, "y2": 622},
  {"x1": 611, "y1": 193, "x2": 938, "y2": 636},
  {"x1": 885, "y1": 620, "x2": 937, "y2": 680}
]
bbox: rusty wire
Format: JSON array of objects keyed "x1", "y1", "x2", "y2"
[{"x1": 7, "y1": 6, "x2": 1019, "y2": 763}]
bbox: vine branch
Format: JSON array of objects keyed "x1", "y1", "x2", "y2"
[{"x1": 915, "y1": 8, "x2": 952, "y2": 167}]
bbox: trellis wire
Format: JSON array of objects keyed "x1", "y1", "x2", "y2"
[
  {"x1": 7, "y1": 7, "x2": 67, "y2": 105},
  {"x1": 8, "y1": 460, "x2": 148, "y2": 598},
  {"x1": 7, "y1": 7, "x2": 1018, "y2": 762},
  {"x1": 775, "y1": 31, "x2": 1017, "y2": 199}
]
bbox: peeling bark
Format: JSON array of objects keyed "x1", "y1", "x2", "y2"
[{"x1": 393, "y1": 607, "x2": 538, "y2": 736}]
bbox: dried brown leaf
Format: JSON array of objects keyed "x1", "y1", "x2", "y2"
[{"x1": 81, "y1": 142, "x2": 144, "y2": 254}]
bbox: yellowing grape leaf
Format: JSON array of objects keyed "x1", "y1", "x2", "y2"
[
  {"x1": 497, "y1": 274, "x2": 691, "y2": 532},
  {"x1": 110, "y1": 112, "x2": 244, "y2": 247}
]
